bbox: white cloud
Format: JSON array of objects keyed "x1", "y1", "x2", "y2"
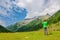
[
  {"x1": 15, "y1": 0, "x2": 47, "y2": 18},
  {"x1": 26, "y1": 0, "x2": 33, "y2": 3},
  {"x1": 0, "y1": 20, "x2": 6, "y2": 27},
  {"x1": 41, "y1": 4, "x2": 60, "y2": 16},
  {"x1": 0, "y1": 10, "x2": 7, "y2": 16},
  {"x1": 17, "y1": 2, "x2": 26, "y2": 8},
  {"x1": 25, "y1": 11, "x2": 43, "y2": 18},
  {"x1": 25, "y1": 0, "x2": 60, "y2": 18},
  {"x1": 0, "y1": 0, "x2": 60, "y2": 19},
  {"x1": 41, "y1": 0, "x2": 60, "y2": 15}
]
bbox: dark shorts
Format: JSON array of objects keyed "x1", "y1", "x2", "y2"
[{"x1": 44, "y1": 27, "x2": 47, "y2": 30}]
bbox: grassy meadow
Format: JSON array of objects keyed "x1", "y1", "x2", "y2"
[
  {"x1": 0, "y1": 30, "x2": 60, "y2": 40},
  {"x1": 0, "y1": 22, "x2": 60, "y2": 40}
]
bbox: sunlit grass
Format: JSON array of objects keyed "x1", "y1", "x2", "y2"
[
  {"x1": 0, "y1": 29, "x2": 60, "y2": 40},
  {"x1": 0, "y1": 22, "x2": 60, "y2": 40}
]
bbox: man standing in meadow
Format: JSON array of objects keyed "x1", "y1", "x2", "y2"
[{"x1": 42, "y1": 20, "x2": 48, "y2": 35}]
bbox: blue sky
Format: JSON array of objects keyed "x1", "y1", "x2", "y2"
[
  {"x1": 0, "y1": 0, "x2": 27, "y2": 27},
  {"x1": 0, "y1": 0, "x2": 60, "y2": 27}
]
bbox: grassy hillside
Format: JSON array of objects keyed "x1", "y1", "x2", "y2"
[
  {"x1": 0, "y1": 25, "x2": 11, "y2": 32},
  {"x1": 46, "y1": 10, "x2": 60, "y2": 33},
  {"x1": 17, "y1": 18, "x2": 42, "y2": 32},
  {"x1": 7, "y1": 19, "x2": 33, "y2": 32},
  {"x1": 7, "y1": 23, "x2": 18, "y2": 32},
  {"x1": 47, "y1": 10, "x2": 60, "y2": 24}
]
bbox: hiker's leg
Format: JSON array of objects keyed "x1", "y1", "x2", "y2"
[{"x1": 44, "y1": 27, "x2": 48, "y2": 35}]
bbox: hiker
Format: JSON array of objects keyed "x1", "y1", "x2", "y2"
[{"x1": 42, "y1": 20, "x2": 48, "y2": 35}]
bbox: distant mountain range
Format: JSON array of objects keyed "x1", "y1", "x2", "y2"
[
  {"x1": 6, "y1": 13, "x2": 50, "y2": 32},
  {"x1": 0, "y1": 10, "x2": 60, "y2": 32}
]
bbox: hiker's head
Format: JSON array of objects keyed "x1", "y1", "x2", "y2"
[{"x1": 44, "y1": 20, "x2": 47, "y2": 22}]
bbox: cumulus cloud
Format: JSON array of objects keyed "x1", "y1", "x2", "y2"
[
  {"x1": 0, "y1": 0, "x2": 60, "y2": 19},
  {"x1": 17, "y1": 2, "x2": 26, "y2": 8},
  {"x1": 15, "y1": 0, "x2": 48, "y2": 18},
  {"x1": 15, "y1": 0, "x2": 60, "y2": 18},
  {"x1": 41, "y1": 1, "x2": 60, "y2": 16},
  {"x1": 25, "y1": 0, "x2": 60, "y2": 18},
  {"x1": 26, "y1": 0, "x2": 33, "y2": 3}
]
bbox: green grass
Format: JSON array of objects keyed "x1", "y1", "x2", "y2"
[
  {"x1": 0, "y1": 21, "x2": 60, "y2": 40},
  {"x1": 0, "y1": 30, "x2": 60, "y2": 40}
]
